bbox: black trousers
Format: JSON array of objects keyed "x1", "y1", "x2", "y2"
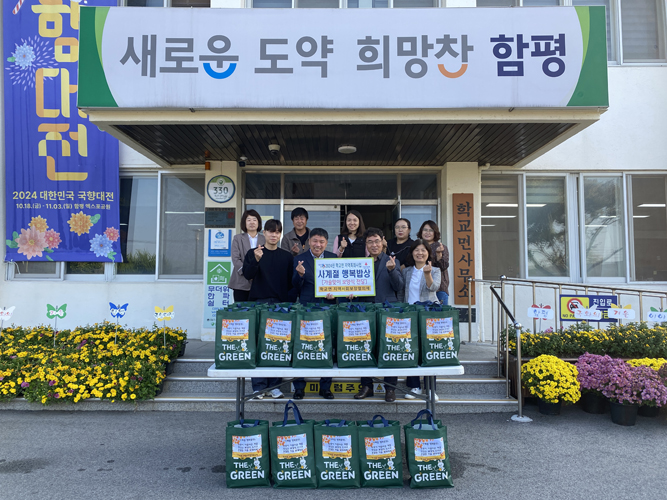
[
  {"x1": 361, "y1": 377, "x2": 397, "y2": 388},
  {"x1": 233, "y1": 289, "x2": 250, "y2": 302},
  {"x1": 293, "y1": 378, "x2": 332, "y2": 391}
]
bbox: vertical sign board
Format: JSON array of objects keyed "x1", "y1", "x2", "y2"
[
  {"x1": 4, "y1": 0, "x2": 121, "y2": 263},
  {"x1": 453, "y1": 194, "x2": 475, "y2": 306},
  {"x1": 203, "y1": 261, "x2": 232, "y2": 329}
]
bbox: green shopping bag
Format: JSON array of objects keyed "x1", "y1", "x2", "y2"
[
  {"x1": 270, "y1": 401, "x2": 317, "y2": 489},
  {"x1": 225, "y1": 419, "x2": 271, "y2": 488},
  {"x1": 418, "y1": 307, "x2": 460, "y2": 367},
  {"x1": 314, "y1": 419, "x2": 360, "y2": 489},
  {"x1": 336, "y1": 304, "x2": 377, "y2": 368},
  {"x1": 404, "y1": 410, "x2": 453, "y2": 489},
  {"x1": 257, "y1": 307, "x2": 297, "y2": 367},
  {"x1": 376, "y1": 308, "x2": 419, "y2": 368},
  {"x1": 293, "y1": 308, "x2": 334, "y2": 369},
  {"x1": 356, "y1": 415, "x2": 403, "y2": 488},
  {"x1": 215, "y1": 308, "x2": 258, "y2": 369}
]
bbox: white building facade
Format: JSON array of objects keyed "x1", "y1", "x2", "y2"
[{"x1": 2, "y1": 0, "x2": 666, "y2": 340}]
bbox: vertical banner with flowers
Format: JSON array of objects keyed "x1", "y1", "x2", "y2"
[{"x1": 3, "y1": 0, "x2": 121, "y2": 263}]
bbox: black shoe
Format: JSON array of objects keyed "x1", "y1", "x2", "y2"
[
  {"x1": 354, "y1": 386, "x2": 374, "y2": 400},
  {"x1": 293, "y1": 389, "x2": 305, "y2": 400},
  {"x1": 319, "y1": 389, "x2": 335, "y2": 400},
  {"x1": 385, "y1": 389, "x2": 396, "y2": 402}
]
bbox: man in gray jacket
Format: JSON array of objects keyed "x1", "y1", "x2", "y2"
[
  {"x1": 354, "y1": 227, "x2": 404, "y2": 402},
  {"x1": 281, "y1": 207, "x2": 310, "y2": 256}
]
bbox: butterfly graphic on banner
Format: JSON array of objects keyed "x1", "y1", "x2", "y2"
[
  {"x1": 110, "y1": 302, "x2": 129, "y2": 319},
  {"x1": 0, "y1": 306, "x2": 16, "y2": 321},
  {"x1": 46, "y1": 304, "x2": 67, "y2": 319},
  {"x1": 154, "y1": 306, "x2": 175, "y2": 321}
]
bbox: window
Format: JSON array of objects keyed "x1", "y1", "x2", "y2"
[
  {"x1": 526, "y1": 177, "x2": 569, "y2": 278},
  {"x1": 393, "y1": 0, "x2": 437, "y2": 7},
  {"x1": 171, "y1": 0, "x2": 210, "y2": 6},
  {"x1": 117, "y1": 177, "x2": 158, "y2": 275},
  {"x1": 348, "y1": 0, "x2": 388, "y2": 7},
  {"x1": 477, "y1": 0, "x2": 517, "y2": 6},
  {"x1": 159, "y1": 174, "x2": 205, "y2": 278},
  {"x1": 402, "y1": 174, "x2": 437, "y2": 200},
  {"x1": 582, "y1": 176, "x2": 625, "y2": 278},
  {"x1": 66, "y1": 262, "x2": 105, "y2": 275},
  {"x1": 246, "y1": 204, "x2": 281, "y2": 228},
  {"x1": 284, "y1": 174, "x2": 397, "y2": 199},
  {"x1": 9, "y1": 261, "x2": 62, "y2": 280},
  {"x1": 296, "y1": 0, "x2": 339, "y2": 6},
  {"x1": 401, "y1": 205, "x2": 437, "y2": 241},
  {"x1": 620, "y1": 0, "x2": 666, "y2": 62},
  {"x1": 630, "y1": 175, "x2": 667, "y2": 281},
  {"x1": 252, "y1": 0, "x2": 292, "y2": 6},
  {"x1": 481, "y1": 175, "x2": 521, "y2": 279},
  {"x1": 245, "y1": 174, "x2": 281, "y2": 199}
]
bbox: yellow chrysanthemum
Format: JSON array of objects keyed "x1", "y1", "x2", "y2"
[
  {"x1": 67, "y1": 211, "x2": 93, "y2": 236},
  {"x1": 29, "y1": 216, "x2": 48, "y2": 232}
]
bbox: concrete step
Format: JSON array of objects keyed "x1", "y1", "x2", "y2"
[{"x1": 152, "y1": 392, "x2": 518, "y2": 414}]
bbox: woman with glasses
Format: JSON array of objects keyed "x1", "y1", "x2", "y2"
[
  {"x1": 386, "y1": 218, "x2": 413, "y2": 264},
  {"x1": 416, "y1": 220, "x2": 449, "y2": 305},
  {"x1": 399, "y1": 239, "x2": 441, "y2": 400},
  {"x1": 229, "y1": 209, "x2": 265, "y2": 303}
]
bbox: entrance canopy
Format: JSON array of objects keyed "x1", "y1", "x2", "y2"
[{"x1": 78, "y1": 6, "x2": 608, "y2": 168}]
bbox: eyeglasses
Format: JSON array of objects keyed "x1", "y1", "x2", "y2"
[
  {"x1": 421, "y1": 228, "x2": 434, "y2": 233},
  {"x1": 395, "y1": 225, "x2": 409, "y2": 230},
  {"x1": 367, "y1": 239, "x2": 383, "y2": 246}
]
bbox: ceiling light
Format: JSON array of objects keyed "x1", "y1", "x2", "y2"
[
  {"x1": 481, "y1": 215, "x2": 516, "y2": 219},
  {"x1": 633, "y1": 215, "x2": 650, "y2": 218},
  {"x1": 486, "y1": 203, "x2": 518, "y2": 207},
  {"x1": 481, "y1": 224, "x2": 496, "y2": 227},
  {"x1": 638, "y1": 204, "x2": 666, "y2": 208},
  {"x1": 338, "y1": 145, "x2": 357, "y2": 154},
  {"x1": 526, "y1": 204, "x2": 546, "y2": 208}
]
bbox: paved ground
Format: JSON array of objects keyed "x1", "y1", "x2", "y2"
[{"x1": 1, "y1": 404, "x2": 665, "y2": 500}]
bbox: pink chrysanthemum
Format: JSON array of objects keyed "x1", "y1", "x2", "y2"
[
  {"x1": 16, "y1": 227, "x2": 46, "y2": 259},
  {"x1": 104, "y1": 227, "x2": 120, "y2": 242},
  {"x1": 44, "y1": 229, "x2": 61, "y2": 249}
]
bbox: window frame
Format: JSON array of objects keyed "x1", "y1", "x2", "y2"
[
  {"x1": 157, "y1": 170, "x2": 206, "y2": 281},
  {"x1": 7, "y1": 261, "x2": 64, "y2": 281}
]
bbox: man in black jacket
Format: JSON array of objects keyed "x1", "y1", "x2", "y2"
[
  {"x1": 291, "y1": 227, "x2": 336, "y2": 400},
  {"x1": 242, "y1": 219, "x2": 293, "y2": 399}
]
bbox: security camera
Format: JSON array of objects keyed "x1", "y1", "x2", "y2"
[
  {"x1": 238, "y1": 156, "x2": 248, "y2": 168},
  {"x1": 268, "y1": 143, "x2": 281, "y2": 157}
]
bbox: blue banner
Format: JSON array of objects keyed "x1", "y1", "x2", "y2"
[{"x1": 3, "y1": 0, "x2": 120, "y2": 262}]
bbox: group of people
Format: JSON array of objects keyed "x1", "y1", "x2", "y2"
[{"x1": 229, "y1": 207, "x2": 450, "y2": 403}]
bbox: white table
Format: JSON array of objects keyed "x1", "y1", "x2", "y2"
[{"x1": 207, "y1": 364, "x2": 465, "y2": 419}]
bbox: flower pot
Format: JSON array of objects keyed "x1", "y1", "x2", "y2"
[
  {"x1": 610, "y1": 402, "x2": 639, "y2": 426},
  {"x1": 581, "y1": 392, "x2": 608, "y2": 414},
  {"x1": 178, "y1": 341, "x2": 187, "y2": 358},
  {"x1": 538, "y1": 399, "x2": 561, "y2": 415},
  {"x1": 165, "y1": 360, "x2": 176, "y2": 375},
  {"x1": 638, "y1": 405, "x2": 661, "y2": 418}
]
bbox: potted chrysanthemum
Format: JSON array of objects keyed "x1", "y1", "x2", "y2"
[
  {"x1": 601, "y1": 364, "x2": 667, "y2": 425},
  {"x1": 521, "y1": 354, "x2": 581, "y2": 415},
  {"x1": 575, "y1": 353, "x2": 624, "y2": 414}
]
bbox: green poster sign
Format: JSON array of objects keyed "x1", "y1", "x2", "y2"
[{"x1": 207, "y1": 261, "x2": 232, "y2": 286}]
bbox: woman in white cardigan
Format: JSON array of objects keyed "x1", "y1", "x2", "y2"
[{"x1": 399, "y1": 239, "x2": 441, "y2": 399}]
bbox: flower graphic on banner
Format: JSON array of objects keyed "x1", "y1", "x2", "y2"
[
  {"x1": 16, "y1": 228, "x2": 46, "y2": 259},
  {"x1": 68, "y1": 211, "x2": 97, "y2": 236},
  {"x1": 90, "y1": 234, "x2": 114, "y2": 259},
  {"x1": 44, "y1": 230, "x2": 61, "y2": 250},
  {"x1": 6, "y1": 36, "x2": 56, "y2": 90},
  {"x1": 104, "y1": 227, "x2": 120, "y2": 242},
  {"x1": 29, "y1": 215, "x2": 48, "y2": 232}
]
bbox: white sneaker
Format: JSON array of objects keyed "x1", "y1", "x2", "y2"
[
  {"x1": 405, "y1": 387, "x2": 422, "y2": 399},
  {"x1": 269, "y1": 388, "x2": 284, "y2": 399},
  {"x1": 252, "y1": 392, "x2": 264, "y2": 400}
]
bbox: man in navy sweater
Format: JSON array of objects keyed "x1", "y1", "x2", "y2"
[
  {"x1": 291, "y1": 228, "x2": 336, "y2": 400},
  {"x1": 242, "y1": 219, "x2": 294, "y2": 399}
]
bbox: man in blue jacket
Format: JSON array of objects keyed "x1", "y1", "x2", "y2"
[
  {"x1": 354, "y1": 227, "x2": 405, "y2": 402},
  {"x1": 291, "y1": 228, "x2": 336, "y2": 400}
]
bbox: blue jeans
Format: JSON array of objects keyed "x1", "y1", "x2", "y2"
[{"x1": 437, "y1": 291, "x2": 449, "y2": 305}]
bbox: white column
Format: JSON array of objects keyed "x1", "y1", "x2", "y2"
[{"x1": 442, "y1": 161, "x2": 484, "y2": 341}]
